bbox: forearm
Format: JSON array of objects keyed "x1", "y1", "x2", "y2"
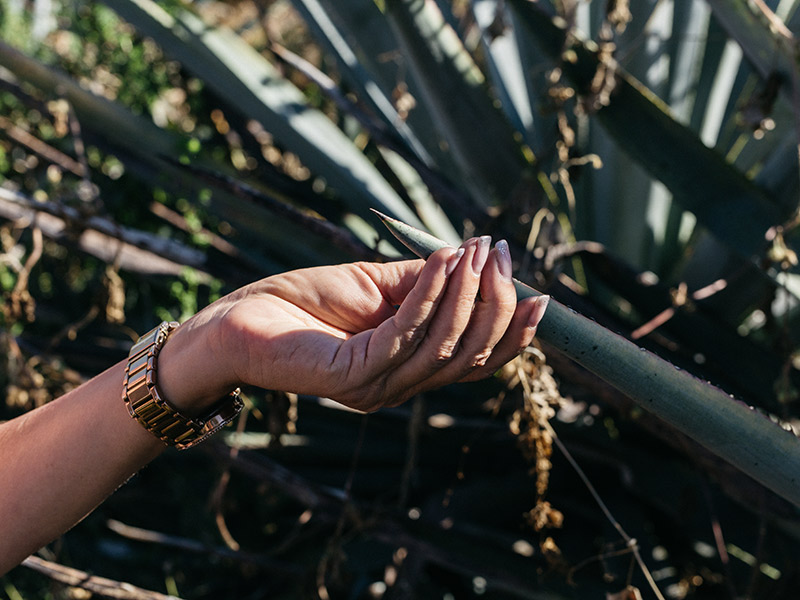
[
  {"x1": 0, "y1": 311, "x2": 240, "y2": 574},
  {"x1": 0, "y1": 360, "x2": 165, "y2": 574}
]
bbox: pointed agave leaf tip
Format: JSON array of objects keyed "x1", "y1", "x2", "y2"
[
  {"x1": 371, "y1": 209, "x2": 542, "y2": 302},
  {"x1": 371, "y1": 208, "x2": 450, "y2": 259}
]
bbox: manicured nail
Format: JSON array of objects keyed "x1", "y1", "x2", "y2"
[
  {"x1": 529, "y1": 295, "x2": 550, "y2": 329},
  {"x1": 472, "y1": 235, "x2": 492, "y2": 274},
  {"x1": 495, "y1": 239, "x2": 512, "y2": 280},
  {"x1": 445, "y1": 247, "x2": 465, "y2": 276}
]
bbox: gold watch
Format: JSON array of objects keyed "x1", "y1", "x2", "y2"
[{"x1": 122, "y1": 321, "x2": 243, "y2": 450}]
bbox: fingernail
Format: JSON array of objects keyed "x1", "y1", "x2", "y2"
[
  {"x1": 495, "y1": 239, "x2": 512, "y2": 280},
  {"x1": 529, "y1": 295, "x2": 550, "y2": 329},
  {"x1": 445, "y1": 247, "x2": 465, "y2": 276},
  {"x1": 472, "y1": 235, "x2": 491, "y2": 274}
]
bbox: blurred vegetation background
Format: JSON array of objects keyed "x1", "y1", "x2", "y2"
[{"x1": 2, "y1": 0, "x2": 800, "y2": 598}]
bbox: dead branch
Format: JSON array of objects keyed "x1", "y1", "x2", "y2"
[
  {"x1": 0, "y1": 115, "x2": 85, "y2": 176},
  {"x1": 106, "y1": 520, "x2": 303, "y2": 575},
  {"x1": 0, "y1": 188, "x2": 208, "y2": 277},
  {"x1": 21, "y1": 555, "x2": 183, "y2": 600}
]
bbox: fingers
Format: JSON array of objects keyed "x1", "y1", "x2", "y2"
[
  {"x1": 453, "y1": 239, "x2": 517, "y2": 367},
  {"x1": 407, "y1": 236, "x2": 492, "y2": 364},
  {"x1": 384, "y1": 237, "x2": 545, "y2": 400},
  {"x1": 459, "y1": 294, "x2": 550, "y2": 382},
  {"x1": 363, "y1": 245, "x2": 463, "y2": 367},
  {"x1": 333, "y1": 236, "x2": 550, "y2": 410},
  {"x1": 383, "y1": 237, "x2": 490, "y2": 386}
]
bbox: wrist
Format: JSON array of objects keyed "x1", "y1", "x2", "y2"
[
  {"x1": 122, "y1": 321, "x2": 243, "y2": 450},
  {"x1": 154, "y1": 319, "x2": 238, "y2": 417}
]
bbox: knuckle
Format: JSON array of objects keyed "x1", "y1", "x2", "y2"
[
  {"x1": 470, "y1": 347, "x2": 493, "y2": 368},
  {"x1": 402, "y1": 327, "x2": 424, "y2": 346},
  {"x1": 433, "y1": 343, "x2": 457, "y2": 364}
]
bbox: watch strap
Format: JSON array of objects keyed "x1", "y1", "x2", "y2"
[{"x1": 123, "y1": 321, "x2": 243, "y2": 450}]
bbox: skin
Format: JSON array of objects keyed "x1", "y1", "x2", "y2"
[{"x1": 0, "y1": 237, "x2": 549, "y2": 574}]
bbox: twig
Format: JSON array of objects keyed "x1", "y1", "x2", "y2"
[
  {"x1": 632, "y1": 278, "x2": 728, "y2": 339},
  {"x1": 397, "y1": 395, "x2": 424, "y2": 509},
  {"x1": 0, "y1": 187, "x2": 207, "y2": 277},
  {"x1": 12, "y1": 224, "x2": 42, "y2": 297},
  {"x1": 701, "y1": 480, "x2": 739, "y2": 600},
  {"x1": 744, "y1": 509, "x2": 769, "y2": 600},
  {"x1": 0, "y1": 115, "x2": 85, "y2": 176},
  {"x1": 567, "y1": 543, "x2": 639, "y2": 582},
  {"x1": 67, "y1": 102, "x2": 92, "y2": 189},
  {"x1": 21, "y1": 555, "x2": 183, "y2": 600},
  {"x1": 549, "y1": 423, "x2": 666, "y2": 599},
  {"x1": 0, "y1": 186, "x2": 206, "y2": 268},
  {"x1": 106, "y1": 520, "x2": 303, "y2": 575},
  {"x1": 751, "y1": 0, "x2": 793, "y2": 39},
  {"x1": 46, "y1": 304, "x2": 101, "y2": 354},
  {"x1": 202, "y1": 441, "x2": 346, "y2": 510},
  {"x1": 149, "y1": 201, "x2": 240, "y2": 259},
  {"x1": 211, "y1": 405, "x2": 250, "y2": 551},
  {"x1": 515, "y1": 363, "x2": 665, "y2": 600},
  {"x1": 317, "y1": 414, "x2": 370, "y2": 600}
]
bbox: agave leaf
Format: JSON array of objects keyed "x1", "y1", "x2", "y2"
[
  {"x1": 0, "y1": 42, "x2": 372, "y2": 271},
  {"x1": 578, "y1": 117, "x2": 661, "y2": 267},
  {"x1": 568, "y1": 1, "x2": 674, "y2": 268},
  {"x1": 269, "y1": 40, "x2": 463, "y2": 242},
  {"x1": 0, "y1": 41, "x2": 178, "y2": 167},
  {"x1": 577, "y1": 246, "x2": 799, "y2": 410},
  {"x1": 377, "y1": 148, "x2": 462, "y2": 244},
  {"x1": 375, "y1": 211, "x2": 800, "y2": 508},
  {"x1": 705, "y1": 0, "x2": 800, "y2": 215},
  {"x1": 471, "y1": 0, "x2": 536, "y2": 147},
  {"x1": 666, "y1": 1, "x2": 713, "y2": 122},
  {"x1": 482, "y1": 0, "x2": 564, "y2": 164},
  {"x1": 172, "y1": 161, "x2": 392, "y2": 262},
  {"x1": 685, "y1": 13, "x2": 728, "y2": 133},
  {"x1": 383, "y1": 0, "x2": 533, "y2": 209},
  {"x1": 755, "y1": 132, "x2": 799, "y2": 200},
  {"x1": 292, "y1": 0, "x2": 461, "y2": 178},
  {"x1": 627, "y1": 0, "x2": 709, "y2": 272},
  {"x1": 290, "y1": 0, "x2": 432, "y2": 164},
  {"x1": 102, "y1": 0, "x2": 425, "y2": 232},
  {"x1": 706, "y1": 0, "x2": 796, "y2": 85},
  {"x1": 508, "y1": 0, "x2": 793, "y2": 268}
]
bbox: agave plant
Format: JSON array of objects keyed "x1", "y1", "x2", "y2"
[{"x1": 2, "y1": 0, "x2": 800, "y2": 598}]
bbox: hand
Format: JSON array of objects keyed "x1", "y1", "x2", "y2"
[
  {"x1": 0, "y1": 237, "x2": 550, "y2": 575},
  {"x1": 165, "y1": 237, "x2": 549, "y2": 413}
]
